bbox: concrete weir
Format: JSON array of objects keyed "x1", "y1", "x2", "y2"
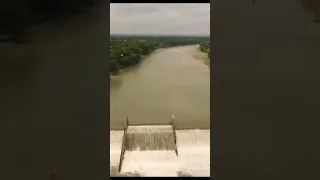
[
  {"x1": 110, "y1": 116, "x2": 210, "y2": 177},
  {"x1": 110, "y1": 130, "x2": 124, "y2": 171},
  {"x1": 125, "y1": 125, "x2": 177, "y2": 151}
]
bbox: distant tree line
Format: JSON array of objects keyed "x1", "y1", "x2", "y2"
[
  {"x1": 0, "y1": 0, "x2": 97, "y2": 43},
  {"x1": 110, "y1": 36, "x2": 210, "y2": 75}
]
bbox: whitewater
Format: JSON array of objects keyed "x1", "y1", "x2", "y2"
[{"x1": 110, "y1": 128, "x2": 210, "y2": 177}]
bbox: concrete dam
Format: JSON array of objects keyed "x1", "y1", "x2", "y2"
[{"x1": 110, "y1": 116, "x2": 210, "y2": 177}]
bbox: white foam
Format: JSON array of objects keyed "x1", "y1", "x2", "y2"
[
  {"x1": 110, "y1": 130, "x2": 124, "y2": 169},
  {"x1": 121, "y1": 150, "x2": 179, "y2": 177},
  {"x1": 176, "y1": 130, "x2": 210, "y2": 177},
  {"x1": 115, "y1": 129, "x2": 210, "y2": 177}
]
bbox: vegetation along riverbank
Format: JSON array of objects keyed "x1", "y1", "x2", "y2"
[
  {"x1": 109, "y1": 35, "x2": 210, "y2": 75},
  {"x1": 199, "y1": 41, "x2": 210, "y2": 59}
]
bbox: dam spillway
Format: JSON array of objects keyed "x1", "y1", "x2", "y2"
[{"x1": 110, "y1": 117, "x2": 210, "y2": 177}]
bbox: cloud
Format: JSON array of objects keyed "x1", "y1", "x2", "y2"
[{"x1": 110, "y1": 3, "x2": 210, "y2": 35}]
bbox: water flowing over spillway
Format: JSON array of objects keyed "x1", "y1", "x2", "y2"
[
  {"x1": 175, "y1": 130, "x2": 210, "y2": 177},
  {"x1": 121, "y1": 150, "x2": 179, "y2": 176},
  {"x1": 110, "y1": 129, "x2": 210, "y2": 177},
  {"x1": 125, "y1": 125, "x2": 176, "y2": 151}
]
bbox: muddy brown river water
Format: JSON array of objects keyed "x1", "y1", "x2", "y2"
[{"x1": 110, "y1": 45, "x2": 210, "y2": 130}]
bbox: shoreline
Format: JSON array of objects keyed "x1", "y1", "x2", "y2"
[
  {"x1": 110, "y1": 44, "x2": 210, "y2": 130},
  {"x1": 110, "y1": 44, "x2": 197, "y2": 76},
  {"x1": 187, "y1": 45, "x2": 210, "y2": 67},
  {"x1": 110, "y1": 48, "x2": 161, "y2": 76},
  {"x1": 110, "y1": 44, "x2": 210, "y2": 77}
]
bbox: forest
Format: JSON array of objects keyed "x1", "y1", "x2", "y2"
[{"x1": 110, "y1": 35, "x2": 210, "y2": 75}]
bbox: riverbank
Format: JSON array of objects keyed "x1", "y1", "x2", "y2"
[
  {"x1": 110, "y1": 48, "x2": 162, "y2": 76},
  {"x1": 110, "y1": 45, "x2": 209, "y2": 77},
  {"x1": 109, "y1": 36, "x2": 210, "y2": 75},
  {"x1": 109, "y1": 45, "x2": 198, "y2": 76},
  {"x1": 110, "y1": 45, "x2": 210, "y2": 130},
  {"x1": 187, "y1": 45, "x2": 210, "y2": 67}
]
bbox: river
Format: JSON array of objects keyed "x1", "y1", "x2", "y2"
[{"x1": 110, "y1": 45, "x2": 210, "y2": 130}]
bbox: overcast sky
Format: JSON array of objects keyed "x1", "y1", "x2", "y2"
[{"x1": 110, "y1": 3, "x2": 210, "y2": 35}]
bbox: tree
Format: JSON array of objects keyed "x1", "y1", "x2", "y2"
[{"x1": 109, "y1": 36, "x2": 210, "y2": 75}]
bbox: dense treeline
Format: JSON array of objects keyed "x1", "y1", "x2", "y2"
[
  {"x1": 110, "y1": 36, "x2": 210, "y2": 75},
  {"x1": 110, "y1": 39, "x2": 157, "y2": 75},
  {"x1": 0, "y1": 0, "x2": 97, "y2": 43},
  {"x1": 200, "y1": 42, "x2": 210, "y2": 58}
]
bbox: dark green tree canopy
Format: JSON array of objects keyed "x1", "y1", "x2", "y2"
[{"x1": 109, "y1": 36, "x2": 210, "y2": 75}]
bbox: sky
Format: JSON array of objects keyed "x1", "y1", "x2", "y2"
[{"x1": 110, "y1": 3, "x2": 210, "y2": 36}]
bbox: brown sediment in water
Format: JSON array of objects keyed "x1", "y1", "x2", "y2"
[{"x1": 110, "y1": 45, "x2": 210, "y2": 130}]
